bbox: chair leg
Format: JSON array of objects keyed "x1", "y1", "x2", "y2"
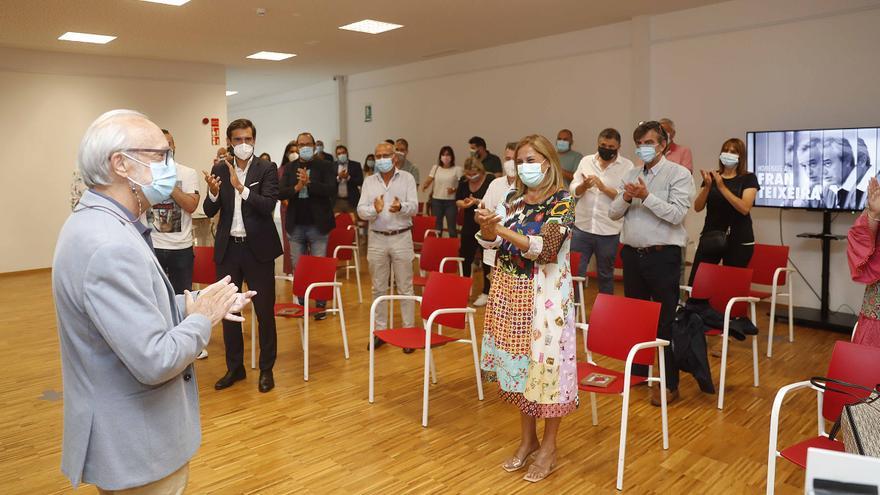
[
  {"x1": 647, "y1": 364, "x2": 654, "y2": 388},
  {"x1": 354, "y1": 254, "x2": 363, "y2": 303},
  {"x1": 389, "y1": 266, "x2": 395, "y2": 328},
  {"x1": 429, "y1": 352, "x2": 438, "y2": 384},
  {"x1": 787, "y1": 279, "x2": 794, "y2": 343},
  {"x1": 369, "y1": 327, "x2": 376, "y2": 403},
  {"x1": 338, "y1": 287, "x2": 349, "y2": 359},
  {"x1": 469, "y1": 314, "x2": 484, "y2": 400},
  {"x1": 767, "y1": 290, "x2": 777, "y2": 358},
  {"x1": 718, "y1": 333, "x2": 730, "y2": 410},
  {"x1": 752, "y1": 303, "x2": 760, "y2": 387},
  {"x1": 658, "y1": 350, "x2": 669, "y2": 450},
  {"x1": 303, "y1": 310, "x2": 310, "y2": 381},
  {"x1": 590, "y1": 392, "x2": 598, "y2": 426},
  {"x1": 616, "y1": 384, "x2": 633, "y2": 490},
  {"x1": 578, "y1": 281, "x2": 586, "y2": 325},
  {"x1": 422, "y1": 346, "x2": 432, "y2": 427},
  {"x1": 251, "y1": 308, "x2": 257, "y2": 370}
]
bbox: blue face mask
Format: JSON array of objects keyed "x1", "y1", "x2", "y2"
[
  {"x1": 375, "y1": 157, "x2": 394, "y2": 173},
  {"x1": 299, "y1": 146, "x2": 314, "y2": 161},
  {"x1": 337, "y1": 154, "x2": 348, "y2": 163},
  {"x1": 316, "y1": 145, "x2": 324, "y2": 155},
  {"x1": 124, "y1": 152, "x2": 177, "y2": 205},
  {"x1": 518, "y1": 161, "x2": 546, "y2": 188},
  {"x1": 556, "y1": 140, "x2": 571, "y2": 153},
  {"x1": 635, "y1": 144, "x2": 657, "y2": 163},
  {"x1": 719, "y1": 152, "x2": 739, "y2": 168}
]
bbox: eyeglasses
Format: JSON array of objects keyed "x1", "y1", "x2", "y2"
[{"x1": 118, "y1": 148, "x2": 173, "y2": 166}]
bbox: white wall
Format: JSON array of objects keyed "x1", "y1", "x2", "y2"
[
  {"x1": 232, "y1": 0, "x2": 880, "y2": 314},
  {"x1": 0, "y1": 47, "x2": 226, "y2": 273},
  {"x1": 228, "y1": 80, "x2": 339, "y2": 165}
]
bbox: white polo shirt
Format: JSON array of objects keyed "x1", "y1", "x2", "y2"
[{"x1": 570, "y1": 153, "x2": 634, "y2": 236}]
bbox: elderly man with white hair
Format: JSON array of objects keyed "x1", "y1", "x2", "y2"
[{"x1": 52, "y1": 109, "x2": 255, "y2": 494}]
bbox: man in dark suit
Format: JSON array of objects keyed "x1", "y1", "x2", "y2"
[
  {"x1": 203, "y1": 118, "x2": 282, "y2": 393},
  {"x1": 278, "y1": 132, "x2": 337, "y2": 319},
  {"x1": 333, "y1": 144, "x2": 364, "y2": 213}
]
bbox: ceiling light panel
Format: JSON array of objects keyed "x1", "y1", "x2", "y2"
[
  {"x1": 246, "y1": 51, "x2": 296, "y2": 61},
  {"x1": 338, "y1": 19, "x2": 403, "y2": 35},
  {"x1": 58, "y1": 32, "x2": 116, "y2": 44}
]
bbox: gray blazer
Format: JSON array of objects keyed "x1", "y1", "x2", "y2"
[{"x1": 53, "y1": 190, "x2": 212, "y2": 490}]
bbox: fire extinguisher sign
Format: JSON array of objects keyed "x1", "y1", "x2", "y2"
[{"x1": 210, "y1": 118, "x2": 220, "y2": 146}]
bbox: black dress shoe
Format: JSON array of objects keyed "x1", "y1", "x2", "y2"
[
  {"x1": 403, "y1": 348, "x2": 415, "y2": 354},
  {"x1": 314, "y1": 311, "x2": 327, "y2": 321},
  {"x1": 258, "y1": 369, "x2": 274, "y2": 393},
  {"x1": 366, "y1": 336, "x2": 385, "y2": 350},
  {"x1": 214, "y1": 367, "x2": 246, "y2": 390}
]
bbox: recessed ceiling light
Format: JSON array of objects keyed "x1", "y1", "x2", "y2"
[
  {"x1": 225, "y1": 90, "x2": 238, "y2": 96},
  {"x1": 246, "y1": 51, "x2": 296, "y2": 61},
  {"x1": 58, "y1": 32, "x2": 117, "y2": 44},
  {"x1": 339, "y1": 19, "x2": 403, "y2": 35},
  {"x1": 139, "y1": 0, "x2": 191, "y2": 5}
]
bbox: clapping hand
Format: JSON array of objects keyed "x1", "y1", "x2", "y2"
[
  {"x1": 461, "y1": 195, "x2": 479, "y2": 208},
  {"x1": 374, "y1": 195, "x2": 385, "y2": 213},
  {"x1": 623, "y1": 177, "x2": 648, "y2": 200},
  {"x1": 475, "y1": 203, "x2": 501, "y2": 239},
  {"x1": 223, "y1": 290, "x2": 258, "y2": 322},
  {"x1": 226, "y1": 161, "x2": 243, "y2": 192},
  {"x1": 203, "y1": 170, "x2": 222, "y2": 196},
  {"x1": 389, "y1": 196, "x2": 402, "y2": 213},
  {"x1": 868, "y1": 178, "x2": 880, "y2": 219},
  {"x1": 710, "y1": 171, "x2": 725, "y2": 189},
  {"x1": 338, "y1": 168, "x2": 349, "y2": 180},
  {"x1": 184, "y1": 276, "x2": 240, "y2": 327},
  {"x1": 700, "y1": 169, "x2": 712, "y2": 188}
]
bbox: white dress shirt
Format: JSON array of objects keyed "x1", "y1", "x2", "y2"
[
  {"x1": 608, "y1": 157, "x2": 694, "y2": 248},
  {"x1": 482, "y1": 176, "x2": 515, "y2": 213},
  {"x1": 337, "y1": 162, "x2": 349, "y2": 198},
  {"x1": 569, "y1": 153, "x2": 634, "y2": 235},
  {"x1": 356, "y1": 169, "x2": 418, "y2": 232},
  {"x1": 209, "y1": 157, "x2": 252, "y2": 237}
]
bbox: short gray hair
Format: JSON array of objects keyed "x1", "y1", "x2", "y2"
[{"x1": 77, "y1": 109, "x2": 148, "y2": 187}]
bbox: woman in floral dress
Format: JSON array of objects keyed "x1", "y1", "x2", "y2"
[
  {"x1": 475, "y1": 134, "x2": 576, "y2": 483},
  {"x1": 847, "y1": 176, "x2": 880, "y2": 347}
]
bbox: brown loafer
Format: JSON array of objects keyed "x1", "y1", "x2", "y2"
[{"x1": 650, "y1": 387, "x2": 679, "y2": 407}]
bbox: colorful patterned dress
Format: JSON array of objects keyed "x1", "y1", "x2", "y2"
[
  {"x1": 847, "y1": 213, "x2": 880, "y2": 347},
  {"x1": 478, "y1": 189, "x2": 578, "y2": 418}
]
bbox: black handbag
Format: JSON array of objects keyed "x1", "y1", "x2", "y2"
[
  {"x1": 810, "y1": 377, "x2": 880, "y2": 458},
  {"x1": 699, "y1": 228, "x2": 729, "y2": 258}
]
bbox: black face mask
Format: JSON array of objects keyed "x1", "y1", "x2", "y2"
[{"x1": 598, "y1": 147, "x2": 618, "y2": 161}]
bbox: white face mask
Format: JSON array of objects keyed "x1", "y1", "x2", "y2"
[
  {"x1": 288, "y1": 152, "x2": 299, "y2": 162},
  {"x1": 440, "y1": 155, "x2": 453, "y2": 166},
  {"x1": 233, "y1": 143, "x2": 254, "y2": 161},
  {"x1": 503, "y1": 159, "x2": 516, "y2": 178}
]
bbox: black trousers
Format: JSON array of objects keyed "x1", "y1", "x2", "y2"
[
  {"x1": 688, "y1": 239, "x2": 755, "y2": 286},
  {"x1": 216, "y1": 240, "x2": 277, "y2": 372},
  {"x1": 459, "y1": 227, "x2": 490, "y2": 295},
  {"x1": 621, "y1": 245, "x2": 681, "y2": 391},
  {"x1": 154, "y1": 247, "x2": 194, "y2": 295}
]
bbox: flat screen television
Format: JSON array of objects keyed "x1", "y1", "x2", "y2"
[{"x1": 747, "y1": 127, "x2": 879, "y2": 211}]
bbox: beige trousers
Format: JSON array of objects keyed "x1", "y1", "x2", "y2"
[{"x1": 367, "y1": 230, "x2": 415, "y2": 329}]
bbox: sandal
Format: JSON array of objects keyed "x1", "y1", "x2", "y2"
[
  {"x1": 501, "y1": 448, "x2": 539, "y2": 473},
  {"x1": 523, "y1": 458, "x2": 557, "y2": 483}
]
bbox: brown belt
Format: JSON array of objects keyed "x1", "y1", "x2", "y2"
[{"x1": 371, "y1": 227, "x2": 412, "y2": 236}]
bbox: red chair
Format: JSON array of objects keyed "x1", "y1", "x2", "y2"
[
  {"x1": 413, "y1": 237, "x2": 463, "y2": 287},
  {"x1": 273, "y1": 255, "x2": 349, "y2": 381},
  {"x1": 766, "y1": 341, "x2": 880, "y2": 494},
  {"x1": 576, "y1": 294, "x2": 668, "y2": 490},
  {"x1": 327, "y1": 226, "x2": 363, "y2": 303},
  {"x1": 412, "y1": 215, "x2": 440, "y2": 249},
  {"x1": 586, "y1": 242, "x2": 625, "y2": 282},
  {"x1": 747, "y1": 244, "x2": 796, "y2": 358},
  {"x1": 368, "y1": 272, "x2": 483, "y2": 427},
  {"x1": 334, "y1": 212, "x2": 353, "y2": 229},
  {"x1": 569, "y1": 252, "x2": 588, "y2": 326},
  {"x1": 192, "y1": 246, "x2": 215, "y2": 286},
  {"x1": 682, "y1": 263, "x2": 760, "y2": 410}
]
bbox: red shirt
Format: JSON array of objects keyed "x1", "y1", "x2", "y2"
[{"x1": 664, "y1": 142, "x2": 693, "y2": 172}]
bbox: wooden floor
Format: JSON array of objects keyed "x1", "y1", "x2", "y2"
[{"x1": 0, "y1": 260, "x2": 848, "y2": 494}]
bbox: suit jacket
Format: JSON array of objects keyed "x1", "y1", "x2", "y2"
[
  {"x1": 278, "y1": 157, "x2": 337, "y2": 234},
  {"x1": 52, "y1": 190, "x2": 212, "y2": 490},
  {"x1": 338, "y1": 160, "x2": 364, "y2": 208},
  {"x1": 203, "y1": 157, "x2": 282, "y2": 264}
]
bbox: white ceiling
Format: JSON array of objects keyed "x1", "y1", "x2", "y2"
[{"x1": 0, "y1": 0, "x2": 726, "y2": 104}]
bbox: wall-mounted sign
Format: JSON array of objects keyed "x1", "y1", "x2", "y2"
[
  {"x1": 364, "y1": 104, "x2": 372, "y2": 123},
  {"x1": 210, "y1": 118, "x2": 220, "y2": 145}
]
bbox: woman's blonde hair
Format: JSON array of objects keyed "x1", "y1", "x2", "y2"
[
  {"x1": 463, "y1": 156, "x2": 485, "y2": 174},
  {"x1": 508, "y1": 134, "x2": 566, "y2": 205}
]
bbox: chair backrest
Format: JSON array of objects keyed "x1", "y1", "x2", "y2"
[
  {"x1": 587, "y1": 294, "x2": 662, "y2": 366},
  {"x1": 192, "y1": 246, "x2": 216, "y2": 286},
  {"x1": 327, "y1": 226, "x2": 355, "y2": 261},
  {"x1": 420, "y1": 237, "x2": 461, "y2": 272},
  {"x1": 569, "y1": 251, "x2": 582, "y2": 277},
  {"x1": 292, "y1": 256, "x2": 338, "y2": 301},
  {"x1": 822, "y1": 341, "x2": 880, "y2": 422},
  {"x1": 334, "y1": 212, "x2": 354, "y2": 229},
  {"x1": 748, "y1": 243, "x2": 790, "y2": 286},
  {"x1": 412, "y1": 215, "x2": 438, "y2": 242},
  {"x1": 420, "y1": 272, "x2": 473, "y2": 328},
  {"x1": 691, "y1": 263, "x2": 754, "y2": 318}
]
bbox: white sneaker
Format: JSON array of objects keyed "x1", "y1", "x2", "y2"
[
  {"x1": 196, "y1": 349, "x2": 208, "y2": 360},
  {"x1": 473, "y1": 294, "x2": 489, "y2": 307}
]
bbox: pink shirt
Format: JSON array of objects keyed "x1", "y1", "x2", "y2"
[
  {"x1": 847, "y1": 213, "x2": 880, "y2": 347},
  {"x1": 665, "y1": 142, "x2": 693, "y2": 172}
]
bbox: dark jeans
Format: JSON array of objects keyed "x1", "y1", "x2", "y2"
[
  {"x1": 155, "y1": 247, "x2": 194, "y2": 295},
  {"x1": 288, "y1": 225, "x2": 329, "y2": 309},
  {"x1": 460, "y1": 227, "x2": 490, "y2": 294},
  {"x1": 621, "y1": 245, "x2": 682, "y2": 391},
  {"x1": 688, "y1": 238, "x2": 755, "y2": 286},
  {"x1": 217, "y1": 240, "x2": 277, "y2": 372},
  {"x1": 571, "y1": 227, "x2": 619, "y2": 295},
  {"x1": 431, "y1": 198, "x2": 458, "y2": 238}
]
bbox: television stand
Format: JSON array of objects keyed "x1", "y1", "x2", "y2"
[{"x1": 786, "y1": 210, "x2": 857, "y2": 333}]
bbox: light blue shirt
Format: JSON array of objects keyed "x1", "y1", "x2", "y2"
[{"x1": 356, "y1": 169, "x2": 418, "y2": 232}]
